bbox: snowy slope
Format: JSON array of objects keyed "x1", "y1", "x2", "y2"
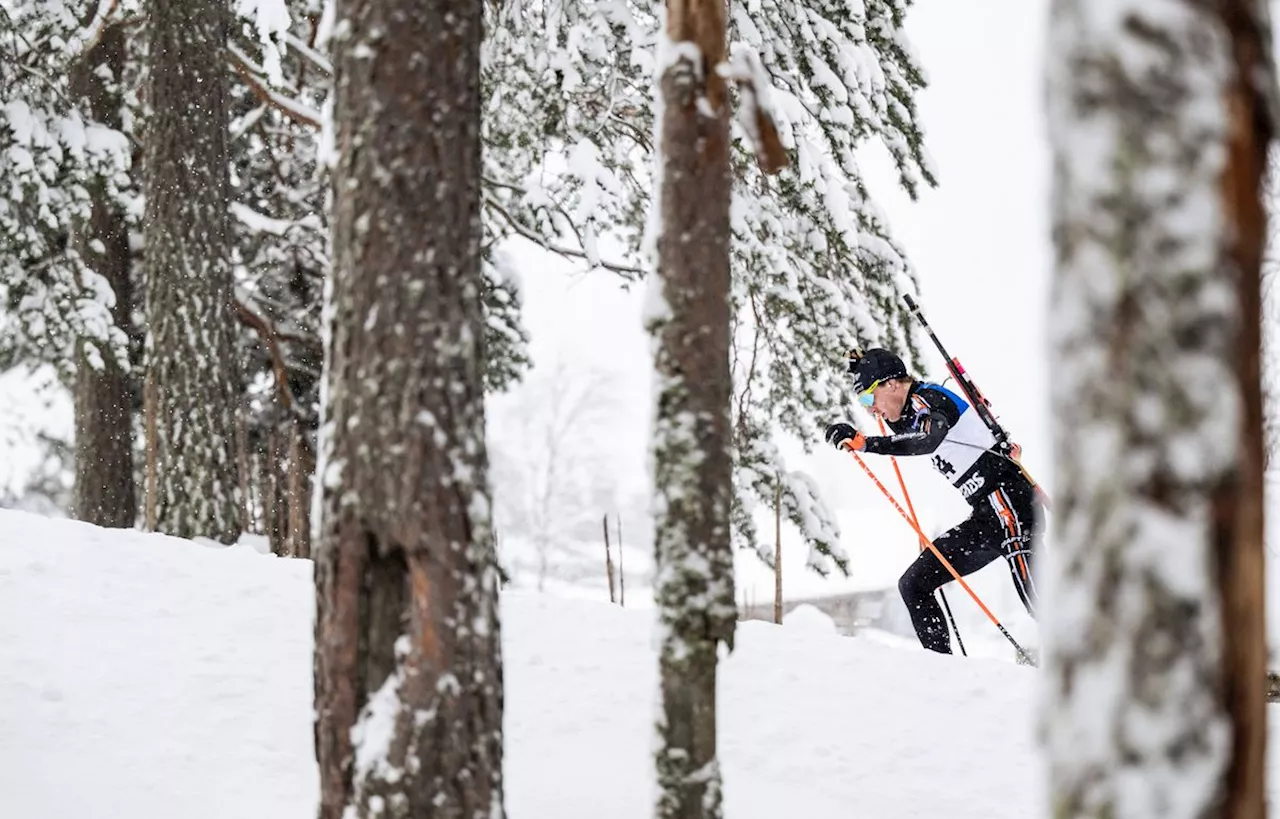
[
  {"x1": 0, "y1": 510, "x2": 1045, "y2": 818},
  {"x1": 0, "y1": 515, "x2": 316, "y2": 818}
]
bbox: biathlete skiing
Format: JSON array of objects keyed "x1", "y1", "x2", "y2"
[{"x1": 824, "y1": 342, "x2": 1044, "y2": 655}]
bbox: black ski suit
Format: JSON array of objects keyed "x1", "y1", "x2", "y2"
[{"x1": 862, "y1": 381, "x2": 1041, "y2": 654}]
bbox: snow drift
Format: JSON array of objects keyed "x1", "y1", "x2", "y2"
[{"x1": 0, "y1": 510, "x2": 1043, "y2": 818}]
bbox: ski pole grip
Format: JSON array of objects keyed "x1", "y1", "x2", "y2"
[{"x1": 903, "y1": 293, "x2": 919, "y2": 311}]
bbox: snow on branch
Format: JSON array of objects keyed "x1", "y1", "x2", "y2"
[
  {"x1": 484, "y1": 192, "x2": 647, "y2": 278},
  {"x1": 68, "y1": 0, "x2": 121, "y2": 62},
  {"x1": 231, "y1": 200, "x2": 321, "y2": 237},
  {"x1": 233, "y1": 0, "x2": 291, "y2": 86},
  {"x1": 784, "y1": 470, "x2": 847, "y2": 576},
  {"x1": 283, "y1": 32, "x2": 332, "y2": 77},
  {"x1": 722, "y1": 45, "x2": 787, "y2": 175},
  {"x1": 732, "y1": 418, "x2": 849, "y2": 578},
  {"x1": 228, "y1": 43, "x2": 320, "y2": 129}
]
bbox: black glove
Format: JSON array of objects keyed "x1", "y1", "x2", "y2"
[{"x1": 824, "y1": 422, "x2": 858, "y2": 450}]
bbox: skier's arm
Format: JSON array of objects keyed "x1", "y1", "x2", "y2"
[{"x1": 860, "y1": 411, "x2": 950, "y2": 457}]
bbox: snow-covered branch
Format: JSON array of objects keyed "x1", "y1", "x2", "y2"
[
  {"x1": 67, "y1": 0, "x2": 121, "y2": 62},
  {"x1": 228, "y1": 43, "x2": 320, "y2": 128},
  {"x1": 283, "y1": 31, "x2": 332, "y2": 76},
  {"x1": 722, "y1": 45, "x2": 787, "y2": 175},
  {"x1": 484, "y1": 194, "x2": 647, "y2": 278}
]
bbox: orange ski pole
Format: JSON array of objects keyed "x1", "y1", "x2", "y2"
[
  {"x1": 876, "y1": 418, "x2": 967, "y2": 657},
  {"x1": 845, "y1": 444, "x2": 1034, "y2": 665}
]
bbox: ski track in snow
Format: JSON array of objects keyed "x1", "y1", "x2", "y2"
[{"x1": 0, "y1": 508, "x2": 1137, "y2": 818}]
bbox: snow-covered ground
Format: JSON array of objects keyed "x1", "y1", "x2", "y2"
[{"x1": 0, "y1": 510, "x2": 1049, "y2": 819}]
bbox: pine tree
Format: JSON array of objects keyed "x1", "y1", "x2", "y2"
[
  {"x1": 312, "y1": 0, "x2": 503, "y2": 815},
  {"x1": 0, "y1": 2, "x2": 142, "y2": 525},
  {"x1": 0, "y1": 2, "x2": 133, "y2": 378},
  {"x1": 648, "y1": 1, "x2": 737, "y2": 815},
  {"x1": 1043, "y1": 0, "x2": 1273, "y2": 816},
  {"x1": 142, "y1": 0, "x2": 242, "y2": 543}
]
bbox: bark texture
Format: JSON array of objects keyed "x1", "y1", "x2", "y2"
[
  {"x1": 1216, "y1": 2, "x2": 1273, "y2": 815},
  {"x1": 70, "y1": 21, "x2": 136, "y2": 529},
  {"x1": 649, "y1": 2, "x2": 736, "y2": 817},
  {"x1": 312, "y1": 0, "x2": 503, "y2": 816},
  {"x1": 287, "y1": 423, "x2": 313, "y2": 559},
  {"x1": 1044, "y1": 1, "x2": 1273, "y2": 817},
  {"x1": 141, "y1": 0, "x2": 242, "y2": 543}
]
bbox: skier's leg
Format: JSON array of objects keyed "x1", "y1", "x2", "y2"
[
  {"x1": 988, "y1": 485, "x2": 1039, "y2": 618},
  {"x1": 897, "y1": 513, "x2": 1003, "y2": 653}
]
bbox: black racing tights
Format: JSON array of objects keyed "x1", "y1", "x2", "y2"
[{"x1": 897, "y1": 480, "x2": 1041, "y2": 653}]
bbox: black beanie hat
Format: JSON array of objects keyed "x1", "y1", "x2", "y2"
[{"x1": 848, "y1": 347, "x2": 908, "y2": 393}]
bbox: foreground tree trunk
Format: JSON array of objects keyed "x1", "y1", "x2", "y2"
[
  {"x1": 648, "y1": 2, "x2": 736, "y2": 817},
  {"x1": 141, "y1": 0, "x2": 241, "y2": 543},
  {"x1": 1044, "y1": 1, "x2": 1273, "y2": 817},
  {"x1": 312, "y1": 0, "x2": 503, "y2": 816},
  {"x1": 70, "y1": 22, "x2": 136, "y2": 529}
]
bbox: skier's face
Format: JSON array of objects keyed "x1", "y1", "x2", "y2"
[{"x1": 869, "y1": 379, "x2": 910, "y2": 422}]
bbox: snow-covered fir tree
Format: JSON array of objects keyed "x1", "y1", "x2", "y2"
[
  {"x1": 481, "y1": 0, "x2": 935, "y2": 575},
  {"x1": 0, "y1": 1, "x2": 145, "y2": 527},
  {"x1": 0, "y1": 0, "x2": 530, "y2": 538},
  {"x1": 1, "y1": 0, "x2": 307, "y2": 533},
  {"x1": 0, "y1": 1, "x2": 133, "y2": 377},
  {"x1": 725, "y1": 0, "x2": 933, "y2": 572},
  {"x1": 1043, "y1": 0, "x2": 1273, "y2": 816}
]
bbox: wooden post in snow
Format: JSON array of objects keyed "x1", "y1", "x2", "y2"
[{"x1": 603, "y1": 513, "x2": 617, "y2": 604}]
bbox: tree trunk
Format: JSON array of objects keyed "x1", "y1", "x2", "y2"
[
  {"x1": 604, "y1": 514, "x2": 617, "y2": 604},
  {"x1": 312, "y1": 0, "x2": 503, "y2": 816},
  {"x1": 287, "y1": 421, "x2": 313, "y2": 559},
  {"x1": 141, "y1": 0, "x2": 241, "y2": 543},
  {"x1": 649, "y1": 2, "x2": 736, "y2": 817},
  {"x1": 1216, "y1": 2, "x2": 1271, "y2": 814},
  {"x1": 1043, "y1": 1, "x2": 1273, "y2": 817},
  {"x1": 264, "y1": 424, "x2": 285, "y2": 555},
  {"x1": 69, "y1": 22, "x2": 136, "y2": 529},
  {"x1": 236, "y1": 405, "x2": 255, "y2": 534}
]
